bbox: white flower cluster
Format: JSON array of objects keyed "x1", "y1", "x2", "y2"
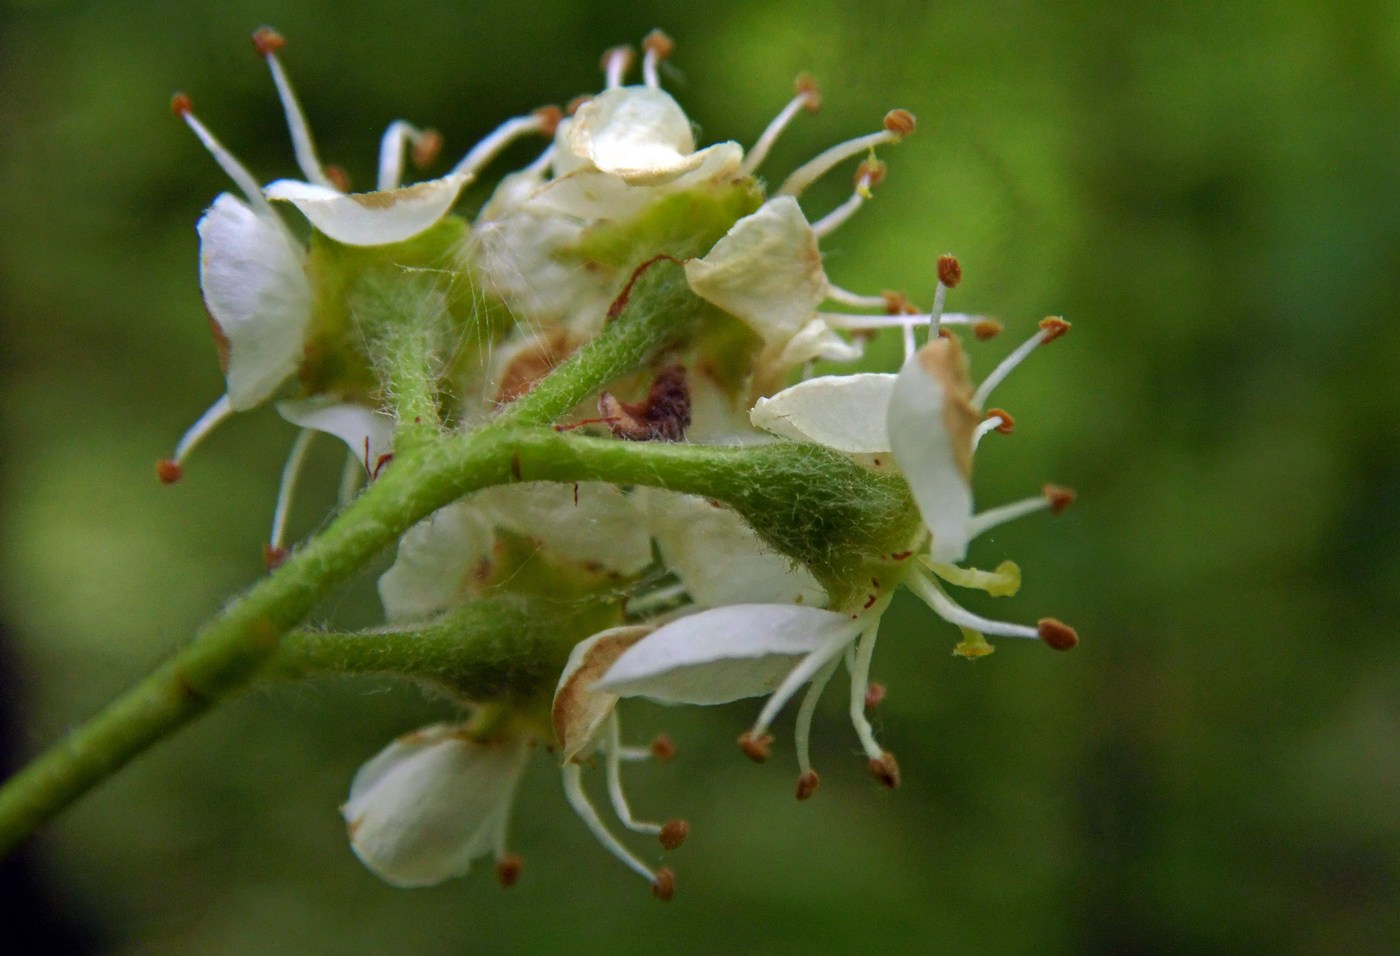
[{"x1": 164, "y1": 29, "x2": 1077, "y2": 900}]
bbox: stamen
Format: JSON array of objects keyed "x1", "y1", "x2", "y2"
[
  {"x1": 971, "y1": 317, "x2": 1071, "y2": 409},
  {"x1": 812, "y1": 159, "x2": 885, "y2": 238},
  {"x1": 953, "y1": 626, "x2": 996, "y2": 659},
  {"x1": 973, "y1": 410, "x2": 1015, "y2": 449},
  {"x1": 777, "y1": 111, "x2": 913, "y2": 197},
  {"x1": 794, "y1": 655, "x2": 842, "y2": 779},
  {"x1": 601, "y1": 45, "x2": 634, "y2": 89},
  {"x1": 868, "y1": 751, "x2": 901, "y2": 788},
  {"x1": 652, "y1": 867, "x2": 676, "y2": 901},
  {"x1": 449, "y1": 109, "x2": 559, "y2": 179},
  {"x1": 268, "y1": 428, "x2": 317, "y2": 569},
  {"x1": 966, "y1": 485, "x2": 1071, "y2": 540},
  {"x1": 376, "y1": 121, "x2": 440, "y2": 191},
  {"x1": 561, "y1": 762, "x2": 659, "y2": 886},
  {"x1": 160, "y1": 394, "x2": 234, "y2": 482},
  {"x1": 845, "y1": 621, "x2": 886, "y2": 761},
  {"x1": 604, "y1": 713, "x2": 662, "y2": 837},
  {"x1": 750, "y1": 630, "x2": 856, "y2": 741},
  {"x1": 738, "y1": 731, "x2": 773, "y2": 763},
  {"x1": 741, "y1": 75, "x2": 823, "y2": 177},
  {"x1": 796, "y1": 770, "x2": 821, "y2": 801},
  {"x1": 172, "y1": 96, "x2": 272, "y2": 212},
  {"x1": 1043, "y1": 483, "x2": 1077, "y2": 515},
  {"x1": 974, "y1": 319, "x2": 1005, "y2": 340},
  {"x1": 906, "y1": 568, "x2": 1042, "y2": 641},
  {"x1": 650, "y1": 734, "x2": 677, "y2": 761},
  {"x1": 659, "y1": 820, "x2": 689, "y2": 851},
  {"x1": 864, "y1": 682, "x2": 886, "y2": 708},
  {"x1": 1038, "y1": 618, "x2": 1079, "y2": 650},
  {"x1": 925, "y1": 558, "x2": 1021, "y2": 597},
  {"x1": 824, "y1": 284, "x2": 892, "y2": 310},
  {"x1": 641, "y1": 30, "x2": 675, "y2": 89},
  {"x1": 927, "y1": 254, "x2": 961, "y2": 338},
  {"x1": 495, "y1": 854, "x2": 524, "y2": 888},
  {"x1": 254, "y1": 27, "x2": 336, "y2": 189}
]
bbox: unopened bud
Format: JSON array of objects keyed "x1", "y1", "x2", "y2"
[
  {"x1": 652, "y1": 867, "x2": 676, "y2": 901},
  {"x1": 251, "y1": 26, "x2": 286, "y2": 58},
  {"x1": 869, "y1": 751, "x2": 901, "y2": 789},
  {"x1": 795, "y1": 770, "x2": 820, "y2": 801},
  {"x1": 738, "y1": 731, "x2": 773, "y2": 764},
  {"x1": 1043, "y1": 484, "x2": 1076, "y2": 515},
  {"x1": 883, "y1": 109, "x2": 916, "y2": 138},
  {"x1": 650, "y1": 734, "x2": 677, "y2": 761},
  {"x1": 496, "y1": 854, "x2": 523, "y2": 888},
  {"x1": 1038, "y1": 316, "x2": 1070, "y2": 342},
  {"x1": 156, "y1": 459, "x2": 184, "y2": 485},
  {"x1": 937, "y1": 254, "x2": 962, "y2": 288},
  {"x1": 1037, "y1": 618, "x2": 1079, "y2": 650},
  {"x1": 659, "y1": 819, "x2": 689, "y2": 850}
]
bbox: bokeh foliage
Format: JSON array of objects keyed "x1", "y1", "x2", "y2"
[{"x1": 1, "y1": 0, "x2": 1397, "y2": 952}]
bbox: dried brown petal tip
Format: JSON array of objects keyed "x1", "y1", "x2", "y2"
[
  {"x1": 869, "y1": 751, "x2": 901, "y2": 789},
  {"x1": 856, "y1": 158, "x2": 887, "y2": 188},
  {"x1": 650, "y1": 733, "x2": 677, "y2": 761},
  {"x1": 795, "y1": 770, "x2": 821, "y2": 801},
  {"x1": 170, "y1": 92, "x2": 192, "y2": 117},
  {"x1": 738, "y1": 731, "x2": 773, "y2": 764},
  {"x1": 659, "y1": 819, "x2": 689, "y2": 851},
  {"x1": 973, "y1": 318, "x2": 1005, "y2": 340},
  {"x1": 411, "y1": 129, "x2": 444, "y2": 168},
  {"x1": 156, "y1": 459, "x2": 184, "y2": 485},
  {"x1": 987, "y1": 408, "x2": 1015, "y2": 434},
  {"x1": 864, "y1": 682, "x2": 887, "y2": 709},
  {"x1": 262, "y1": 544, "x2": 288, "y2": 571},
  {"x1": 533, "y1": 105, "x2": 564, "y2": 137},
  {"x1": 496, "y1": 854, "x2": 524, "y2": 888},
  {"x1": 652, "y1": 867, "x2": 676, "y2": 902},
  {"x1": 1043, "y1": 484, "x2": 1076, "y2": 515},
  {"x1": 795, "y1": 73, "x2": 822, "y2": 111},
  {"x1": 883, "y1": 109, "x2": 916, "y2": 138},
  {"x1": 1037, "y1": 618, "x2": 1079, "y2": 651},
  {"x1": 937, "y1": 254, "x2": 962, "y2": 289},
  {"x1": 642, "y1": 30, "x2": 675, "y2": 60},
  {"x1": 251, "y1": 26, "x2": 286, "y2": 57},
  {"x1": 324, "y1": 165, "x2": 352, "y2": 193},
  {"x1": 1038, "y1": 316, "x2": 1071, "y2": 342}
]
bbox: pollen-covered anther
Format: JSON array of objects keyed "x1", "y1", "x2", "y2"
[
  {"x1": 869, "y1": 751, "x2": 901, "y2": 789},
  {"x1": 642, "y1": 29, "x2": 676, "y2": 61},
  {"x1": 263, "y1": 544, "x2": 288, "y2": 571},
  {"x1": 937, "y1": 254, "x2": 962, "y2": 289},
  {"x1": 169, "y1": 92, "x2": 192, "y2": 117},
  {"x1": 738, "y1": 731, "x2": 773, "y2": 764},
  {"x1": 795, "y1": 72, "x2": 822, "y2": 111},
  {"x1": 600, "y1": 45, "x2": 635, "y2": 82},
  {"x1": 652, "y1": 867, "x2": 676, "y2": 902},
  {"x1": 855, "y1": 158, "x2": 887, "y2": 189},
  {"x1": 659, "y1": 819, "x2": 689, "y2": 850},
  {"x1": 250, "y1": 25, "x2": 286, "y2": 57},
  {"x1": 883, "y1": 108, "x2": 916, "y2": 138},
  {"x1": 650, "y1": 734, "x2": 677, "y2": 761},
  {"x1": 532, "y1": 105, "x2": 564, "y2": 137},
  {"x1": 864, "y1": 682, "x2": 886, "y2": 709},
  {"x1": 156, "y1": 459, "x2": 184, "y2": 485},
  {"x1": 324, "y1": 165, "x2": 352, "y2": 192},
  {"x1": 973, "y1": 318, "x2": 1004, "y2": 340},
  {"x1": 796, "y1": 770, "x2": 821, "y2": 801},
  {"x1": 1044, "y1": 484, "x2": 1076, "y2": 514},
  {"x1": 1038, "y1": 316, "x2": 1071, "y2": 342},
  {"x1": 411, "y1": 128, "x2": 444, "y2": 168},
  {"x1": 988, "y1": 408, "x2": 1016, "y2": 434},
  {"x1": 496, "y1": 854, "x2": 524, "y2": 888},
  {"x1": 880, "y1": 290, "x2": 917, "y2": 315},
  {"x1": 1037, "y1": 618, "x2": 1079, "y2": 651}
]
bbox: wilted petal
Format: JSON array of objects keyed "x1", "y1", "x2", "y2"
[
  {"x1": 266, "y1": 174, "x2": 467, "y2": 246},
  {"x1": 378, "y1": 501, "x2": 495, "y2": 621},
  {"x1": 472, "y1": 482, "x2": 652, "y2": 576},
  {"x1": 198, "y1": 194, "x2": 312, "y2": 410},
  {"x1": 276, "y1": 399, "x2": 394, "y2": 465},
  {"x1": 886, "y1": 337, "x2": 979, "y2": 562},
  {"x1": 552, "y1": 625, "x2": 653, "y2": 762},
  {"x1": 343, "y1": 725, "x2": 528, "y2": 888},
  {"x1": 567, "y1": 87, "x2": 703, "y2": 184},
  {"x1": 644, "y1": 490, "x2": 826, "y2": 607},
  {"x1": 597, "y1": 604, "x2": 859, "y2": 705},
  {"x1": 750, "y1": 373, "x2": 896, "y2": 453}
]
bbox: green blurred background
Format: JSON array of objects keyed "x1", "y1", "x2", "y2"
[{"x1": 2, "y1": 0, "x2": 1397, "y2": 952}]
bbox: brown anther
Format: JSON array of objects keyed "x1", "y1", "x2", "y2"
[
  {"x1": 855, "y1": 158, "x2": 887, "y2": 189},
  {"x1": 496, "y1": 853, "x2": 524, "y2": 888},
  {"x1": 598, "y1": 363, "x2": 691, "y2": 442},
  {"x1": 973, "y1": 318, "x2": 1005, "y2": 340},
  {"x1": 1037, "y1": 618, "x2": 1079, "y2": 651},
  {"x1": 600, "y1": 45, "x2": 635, "y2": 76},
  {"x1": 987, "y1": 408, "x2": 1016, "y2": 434},
  {"x1": 251, "y1": 26, "x2": 286, "y2": 58},
  {"x1": 880, "y1": 290, "x2": 915, "y2": 315},
  {"x1": 652, "y1": 867, "x2": 676, "y2": 902},
  {"x1": 324, "y1": 165, "x2": 352, "y2": 193},
  {"x1": 937, "y1": 254, "x2": 962, "y2": 289},
  {"x1": 864, "y1": 682, "x2": 887, "y2": 709},
  {"x1": 883, "y1": 109, "x2": 916, "y2": 138},
  {"x1": 650, "y1": 734, "x2": 677, "y2": 761},
  {"x1": 533, "y1": 105, "x2": 564, "y2": 137},
  {"x1": 659, "y1": 819, "x2": 689, "y2": 851},
  {"x1": 566, "y1": 95, "x2": 591, "y2": 116},
  {"x1": 411, "y1": 129, "x2": 444, "y2": 169},
  {"x1": 170, "y1": 92, "x2": 192, "y2": 117},
  {"x1": 642, "y1": 30, "x2": 675, "y2": 61},
  {"x1": 869, "y1": 751, "x2": 901, "y2": 789},
  {"x1": 1043, "y1": 483, "x2": 1077, "y2": 515},
  {"x1": 738, "y1": 731, "x2": 773, "y2": 764},
  {"x1": 796, "y1": 770, "x2": 821, "y2": 801},
  {"x1": 1038, "y1": 316, "x2": 1071, "y2": 342},
  {"x1": 156, "y1": 459, "x2": 184, "y2": 485},
  {"x1": 795, "y1": 73, "x2": 822, "y2": 111},
  {"x1": 262, "y1": 544, "x2": 288, "y2": 571}
]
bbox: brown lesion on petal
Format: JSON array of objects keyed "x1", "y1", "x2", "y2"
[
  {"x1": 597, "y1": 364, "x2": 691, "y2": 441},
  {"x1": 915, "y1": 336, "x2": 979, "y2": 481},
  {"x1": 348, "y1": 178, "x2": 447, "y2": 209},
  {"x1": 550, "y1": 627, "x2": 651, "y2": 758}
]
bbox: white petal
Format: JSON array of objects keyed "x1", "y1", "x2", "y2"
[
  {"x1": 276, "y1": 399, "x2": 394, "y2": 465},
  {"x1": 597, "y1": 604, "x2": 859, "y2": 705},
  {"x1": 378, "y1": 501, "x2": 495, "y2": 622},
  {"x1": 644, "y1": 490, "x2": 826, "y2": 607},
  {"x1": 684, "y1": 196, "x2": 828, "y2": 346},
  {"x1": 886, "y1": 338, "x2": 979, "y2": 562},
  {"x1": 198, "y1": 194, "x2": 311, "y2": 410},
  {"x1": 552, "y1": 624, "x2": 652, "y2": 762},
  {"x1": 472, "y1": 482, "x2": 652, "y2": 576},
  {"x1": 266, "y1": 174, "x2": 467, "y2": 246},
  {"x1": 343, "y1": 726, "x2": 527, "y2": 888},
  {"x1": 567, "y1": 87, "x2": 702, "y2": 185},
  {"x1": 750, "y1": 373, "x2": 896, "y2": 454}
]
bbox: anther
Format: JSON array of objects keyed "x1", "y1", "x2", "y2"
[
  {"x1": 1038, "y1": 316, "x2": 1071, "y2": 342},
  {"x1": 1043, "y1": 484, "x2": 1076, "y2": 515},
  {"x1": 642, "y1": 29, "x2": 675, "y2": 62},
  {"x1": 650, "y1": 734, "x2": 677, "y2": 761},
  {"x1": 937, "y1": 254, "x2": 962, "y2": 289},
  {"x1": 411, "y1": 129, "x2": 443, "y2": 168},
  {"x1": 659, "y1": 819, "x2": 689, "y2": 851},
  {"x1": 883, "y1": 109, "x2": 916, "y2": 138},
  {"x1": 156, "y1": 459, "x2": 184, "y2": 485},
  {"x1": 855, "y1": 158, "x2": 887, "y2": 190},
  {"x1": 652, "y1": 867, "x2": 676, "y2": 902},
  {"x1": 566, "y1": 95, "x2": 591, "y2": 116},
  {"x1": 796, "y1": 770, "x2": 821, "y2": 801},
  {"x1": 1037, "y1": 618, "x2": 1079, "y2": 651},
  {"x1": 496, "y1": 854, "x2": 524, "y2": 888},
  {"x1": 864, "y1": 682, "x2": 886, "y2": 709},
  {"x1": 263, "y1": 544, "x2": 288, "y2": 571},
  {"x1": 738, "y1": 731, "x2": 773, "y2": 764},
  {"x1": 251, "y1": 26, "x2": 286, "y2": 57},
  {"x1": 988, "y1": 409, "x2": 1016, "y2": 434},
  {"x1": 869, "y1": 751, "x2": 901, "y2": 789},
  {"x1": 795, "y1": 73, "x2": 822, "y2": 111},
  {"x1": 973, "y1": 318, "x2": 1004, "y2": 340},
  {"x1": 881, "y1": 291, "x2": 916, "y2": 314},
  {"x1": 170, "y1": 92, "x2": 192, "y2": 117},
  {"x1": 600, "y1": 45, "x2": 634, "y2": 88},
  {"x1": 533, "y1": 105, "x2": 564, "y2": 137},
  {"x1": 324, "y1": 165, "x2": 352, "y2": 192}
]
